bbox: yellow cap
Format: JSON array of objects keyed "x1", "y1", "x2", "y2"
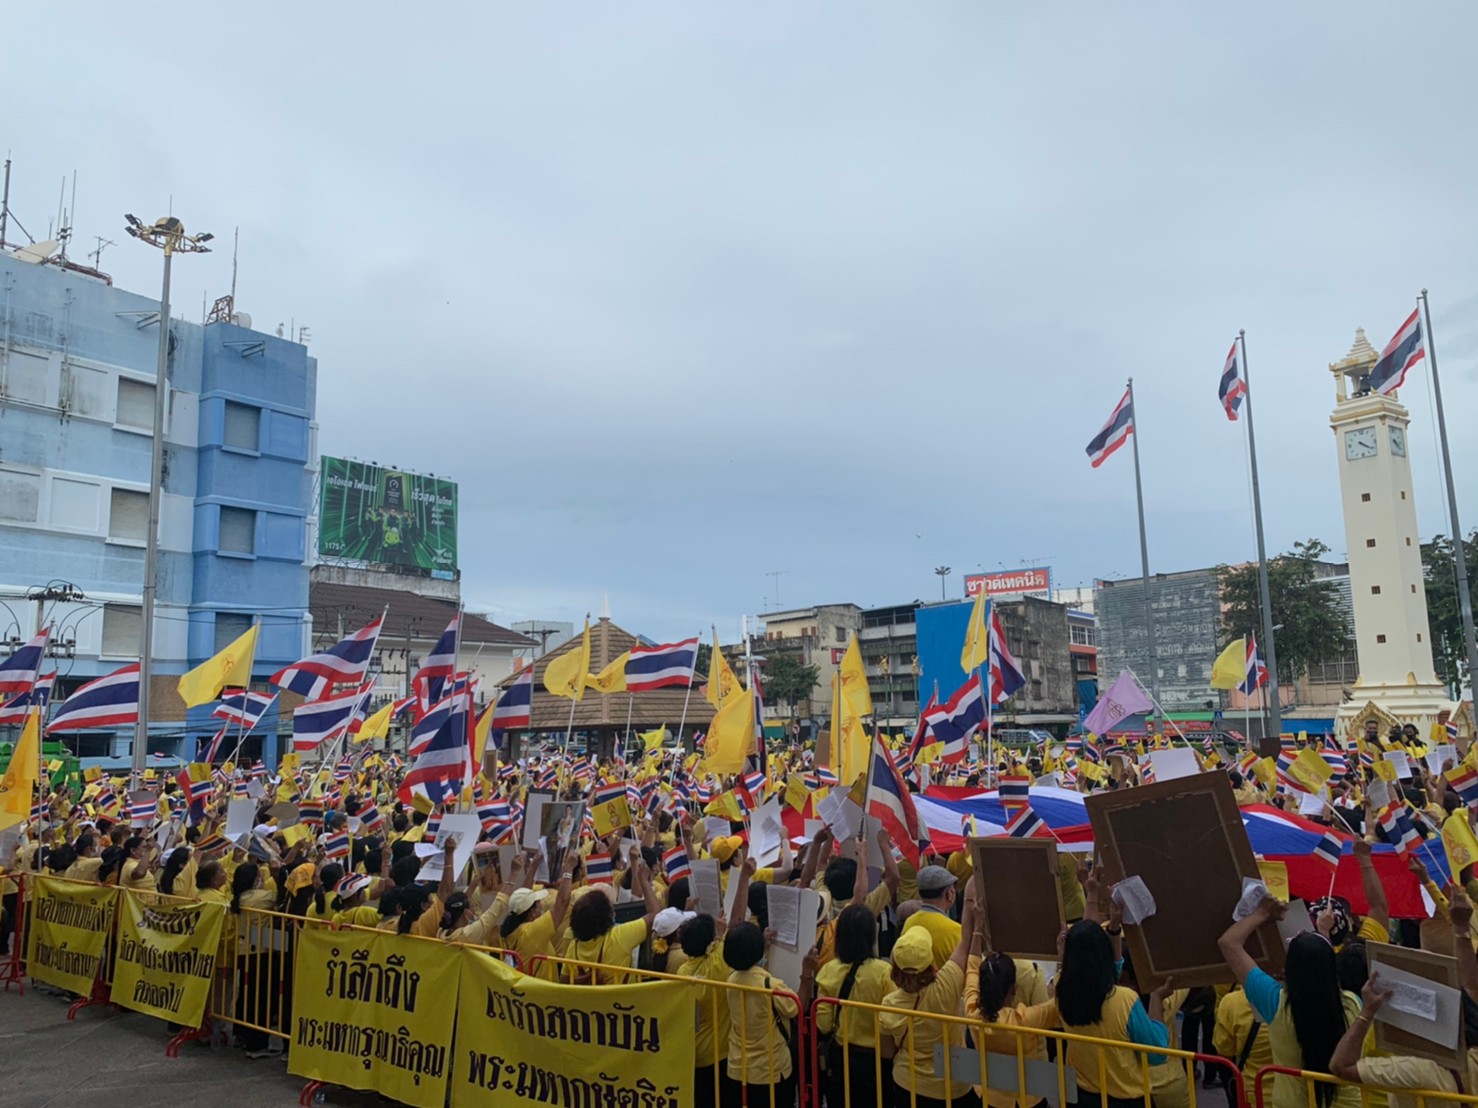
[
  {"x1": 710, "y1": 835, "x2": 742, "y2": 864},
  {"x1": 891, "y1": 928, "x2": 934, "y2": 972}
]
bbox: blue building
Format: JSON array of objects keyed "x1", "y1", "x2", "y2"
[{"x1": 0, "y1": 252, "x2": 316, "y2": 765}]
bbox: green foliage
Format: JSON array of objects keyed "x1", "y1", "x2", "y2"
[
  {"x1": 1422, "y1": 530, "x2": 1478, "y2": 697},
  {"x1": 1217, "y1": 538, "x2": 1352, "y2": 684},
  {"x1": 761, "y1": 652, "x2": 820, "y2": 711}
]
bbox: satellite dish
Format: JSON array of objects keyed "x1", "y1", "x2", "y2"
[
  {"x1": 14, "y1": 240, "x2": 59, "y2": 264},
  {"x1": 231, "y1": 312, "x2": 253, "y2": 330}
]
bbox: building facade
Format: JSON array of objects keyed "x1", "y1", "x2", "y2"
[
  {"x1": 1096, "y1": 568, "x2": 1220, "y2": 713},
  {"x1": 0, "y1": 252, "x2": 316, "y2": 762},
  {"x1": 859, "y1": 603, "x2": 919, "y2": 727},
  {"x1": 758, "y1": 604, "x2": 862, "y2": 718}
]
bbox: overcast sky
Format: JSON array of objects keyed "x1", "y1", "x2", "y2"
[{"x1": 8, "y1": 4, "x2": 1478, "y2": 641}]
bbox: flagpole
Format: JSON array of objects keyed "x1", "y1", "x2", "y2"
[
  {"x1": 1419, "y1": 291, "x2": 1478, "y2": 699},
  {"x1": 304, "y1": 606, "x2": 390, "y2": 794},
  {"x1": 1238, "y1": 332, "x2": 1284, "y2": 755},
  {"x1": 623, "y1": 694, "x2": 634, "y2": 764},
  {"x1": 217, "y1": 613, "x2": 263, "y2": 769},
  {"x1": 1126, "y1": 376, "x2": 1163, "y2": 738},
  {"x1": 675, "y1": 630, "x2": 699, "y2": 752}
]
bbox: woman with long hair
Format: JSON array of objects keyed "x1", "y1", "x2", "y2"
[
  {"x1": 1057, "y1": 910, "x2": 1173, "y2": 1108},
  {"x1": 1219, "y1": 896, "x2": 1360, "y2": 1108},
  {"x1": 801, "y1": 902, "x2": 896, "y2": 1108},
  {"x1": 159, "y1": 847, "x2": 196, "y2": 899},
  {"x1": 964, "y1": 914, "x2": 1061, "y2": 1108}
]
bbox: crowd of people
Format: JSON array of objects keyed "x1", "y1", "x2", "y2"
[{"x1": 3, "y1": 719, "x2": 1477, "y2": 1108}]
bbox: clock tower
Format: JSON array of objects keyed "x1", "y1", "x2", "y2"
[{"x1": 1329, "y1": 329, "x2": 1450, "y2": 737}]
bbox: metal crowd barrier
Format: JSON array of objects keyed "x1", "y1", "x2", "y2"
[
  {"x1": 1, "y1": 870, "x2": 27, "y2": 994},
  {"x1": 1253, "y1": 1065, "x2": 1478, "y2": 1108},
  {"x1": 809, "y1": 993, "x2": 1248, "y2": 1108},
  {"x1": 529, "y1": 952, "x2": 807, "y2": 1108}
]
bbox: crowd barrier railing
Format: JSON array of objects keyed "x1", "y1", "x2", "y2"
[
  {"x1": 1253, "y1": 1064, "x2": 1478, "y2": 1108},
  {"x1": 2, "y1": 870, "x2": 28, "y2": 994},
  {"x1": 530, "y1": 951, "x2": 807, "y2": 1108},
  {"x1": 810, "y1": 993, "x2": 1248, "y2": 1108}
]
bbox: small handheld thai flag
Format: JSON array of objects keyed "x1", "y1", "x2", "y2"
[
  {"x1": 1375, "y1": 804, "x2": 1421, "y2": 856},
  {"x1": 998, "y1": 773, "x2": 1032, "y2": 810},
  {"x1": 741, "y1": 769, "x2": 766, "y2": 799},
  {"x1": 1312, "y1": 830, "x2": 1343, "y2": 870},
  {"x1": 128, "y1": 797, "x2": 158, "y2": 827},
  {"x1": 662, "y1": 846, "x2": 692, "y2": 882},
  {"x1": 299, "y1": 799, "x2": 325, "y2": 827},
  {"x1": 322, "y1": 832, "x2": 350, "y2": 861},
  {"x1": 359, "y1": 806, "x2": 384, "y2": 835},
  {"x1": 1006, "y1": 803, "x2": 1043, "y2": 839},
  {"x1": 195, "y1": 832, "x2": 229, "y2": 855},
  {"x1": 1446, "y1": 765, "x2": 1478, "y2": 808},
  {"x1": 1447, "y1": 720, "x2": 1460, "y2": 741},
  {"x1": 585, "y1": 852, "x2": 613, "y2": 883},
  {"x1": 426, "y1": 811, "x2": 444, "y2": 843}
]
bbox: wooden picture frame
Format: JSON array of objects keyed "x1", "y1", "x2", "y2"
[
  {"x1": 1085, "y1": 771, "x2": 1283, "y2": 987},
  {"x1": 970, "y1": 837, "x2": 1065, "y2": 960},
  {"x1": 1368, "y1": 941, "x2": 1466, "y2": 1071}
]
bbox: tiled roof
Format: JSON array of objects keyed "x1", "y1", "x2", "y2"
[{"x1": 307, "y1": 581, "x2": 535, "y2": 648}]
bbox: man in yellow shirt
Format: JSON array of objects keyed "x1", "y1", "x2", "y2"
[{"x1": 899, "y1": 864, "x2": 960, "y2": 969}]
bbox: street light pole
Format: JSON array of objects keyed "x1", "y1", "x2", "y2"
[
  {"x1": 935, "y1": 566, "x2": 952, "y2": 601},
  {"x1": 125, "y1": 215, "x2": 211, "y2": 774}
]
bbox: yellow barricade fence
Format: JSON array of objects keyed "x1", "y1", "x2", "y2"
[{"x1": 1253, "y1": 1066, "x2": 1478, "y2": 1108}]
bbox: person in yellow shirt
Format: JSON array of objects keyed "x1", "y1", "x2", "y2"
[
  {"x1": 881, "y1": 901, "x2": 978, "y2": 1108},
  {"x1": 118, "y1": 837, "x2": 160, "y2": 893},
  {"x1": 900, "y1": 864, "x2": 961, "y2": 970},
  {"x1": 802, "y1": 903, "x2": 896, "y2": 1108},
  {"x1": 500, "y1": 852, "x2": 575, "y2": 972},
  {"x1": 965, "y1": 936, "x2": 1061, "y2": 1108},
  {"x1": 1214, "y1": 984, "x2": 1274, "y2": 1092},
  {"x1": 564, "y1": 846, "x2": 660, "y2": 984},
  {"x1": 62, "y1": 830, "x2": 103, "y2": 883},
  {"x1": 723, "y1": 920, "x2": 798, "y2": 1105},
  {"x1": 678, "y1": 912, "x2": 735, "y2": 1108}
]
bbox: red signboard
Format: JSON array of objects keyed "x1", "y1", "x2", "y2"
[{"x1": 964, "y1": 567, "x2": 1052, "y2": 599}]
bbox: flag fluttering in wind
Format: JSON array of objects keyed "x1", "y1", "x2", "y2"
[
  {"x1": 1368, "y1": 309, "x2": 1425, "y2": 396},
  {"x1": 178, "y1": 623, "x2": 259, "y2": 708},
  {"x1": 543, "y1": 618, "x2": 591, "y2": 701},
  {"x1": 48, "y1": 664, "x2": 141, "y2": 732},
  {"x1": 1218, "y1": 341, "x2": 1246, "y2": 420},
  {"x1": 271, "y1": 616, "x2": 382, "y2": 701},
  {"x1": 1085, "y1": 389, "x2": 1134, "y2": 468},
  {"x1": 1210, "y1": 638, "x2": 1247, "y2": 691},
  {"x1": 1082, "y1": 670, "x2": 1154, "y2": 736}
]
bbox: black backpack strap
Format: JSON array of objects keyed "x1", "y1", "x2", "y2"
[{"x1": 1236, "y1": 1021, "x2": 1261, "y2": 1073}]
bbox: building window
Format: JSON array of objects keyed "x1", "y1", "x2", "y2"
[
  {"x1": 102, "y1": 604, "x2": 142, "y2": 656},
  {"x1": 1417, "y1": 633, "x2": 1423, "y2": 642},
  {"x1": 1406, "y1": 537, "x2": 1412, "y2": 546},
  {"x1": 116, "y1": 377, "x2": 155, "y2": 430},
  {"x1": 214, "y1": 612, "x2": 253, "y2": 653},
  {"x1": 835, "y1": 626, "x2": 847, "y2": 642},
  {"x1": 1360, "y1": 493, "x2": 1371, "y2": 502},
  {"x1": 108, "y1": 488, "x2": 149, "y2": 543},
  {"x1": 1365, "y1": 538, "x2": 1376, "y2": 547},
  {"x1": 1377, "y1": 634, "x2": 1387, "y2": 643},
  {"x1": 223, "y1": 401, "x2": 261, "y2": 451},
  {"x1": 1371, "y1": 586, "x2": 1381, "y2": 595},
  {"x1": 219, "y1": 507, "x2": 256, "y2": 554},
  {"x1": 0, "y1": 469, "x2": 40, "y2": 522},
  {"x1": 1401, "y1": 491, "x2": 1407, "y2": 499},
  {"x1": 1412, "y1": 585, "x2": 1418, "y2": 593}
]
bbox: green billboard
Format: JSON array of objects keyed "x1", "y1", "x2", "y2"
[{"x1": 318, "y1": 457, "x2": 458, "y2": 577}]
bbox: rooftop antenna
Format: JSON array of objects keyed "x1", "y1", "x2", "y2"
[
  {"x1": 229, "y1": 226, "x2": 238, "y2": 307},
  {"x1": 0, "y1": 156, "x2": 9, "y2": 249},
  {"x1": 765, "y1": 569, "x2": 788, "y2": 610},
  {"x1": 89, "y1": 236, "x2": 115, "y2": 268}
]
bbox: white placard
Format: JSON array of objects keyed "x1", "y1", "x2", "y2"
[
  {"x1": 1298, "y1": 790, "x2": 1329, "y2": 817},
  {"x1": 522, "y1": 792, "x2": 552, "y2": 850},
  {"x1": 1276, "y1": 899, "x2": 1314, "y2": 943},
  {"x1": 1427, "y1": 745, "x2": 1458, "y2": 776},
  {"x1": 763, "y1": 887, "x2": 822, "y2": 991},
  {"x1": 1111, "y1": 875, "x2": 1157, "y2": 924},
  {"x1": 1366, "y1": 777, "x2": 1393, "y2": 811},
  {"x1": 702, "y1": 816, "x2": 732, "y2": 846},
  {"x1": 1150, "y1": 748, "x2": 1200, "y2": 783},
  {"x1": 750, "y1": 799, "x2": 784, "y2": 869},
  {"x1": 689, "y1": 858, "x2": 724, "y2": 919},
  {"x1": 225, "y1": 798, "x2": 256, "y2": 841},
  {"x1": 1384, "y1": 750, "x2": 1413, "y2": 780},
  {"x1": 766, "y1": 883, "x2": 802, "y2": 948},
  {"x1": 1371, "y1": 963, "x2": 1461, "y2": 1049}
]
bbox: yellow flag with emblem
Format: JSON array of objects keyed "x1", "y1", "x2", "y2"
[
  {"x1": 705, "y1": 631, "x2": 742, "y2": 709},
  {"x1": 960, "y1": 585, "x2": 989, "y2": 673},
  {"x1": 543, "y1": 617, "x2": 591, "y2": 701},
  {"x1": 640, "y1": 725, "x2": 669, "y2": 752},
  {"x1": 839, "y1": 636, "x2": 872, "y2": 720},
  {"x1": 586, "y1": 651, "x2": 630, "y2": 695},
  {"x1": 1290, "y1": 747, "x2": 1334, "y2": 792},
  {"x1": 354, "y1": 700, "x2": 395, "y2": 743},
  {"x1": 177, "y1": 623, "x2": 259, "y2": 708},
  {"x1": 0, "y1": 710, "x2": 40, "y2": 830},
  {"x1": 701, "y1": 680, "x2": 754, "y2": 776},
  {"x1": 1442, "y1": 811, "x2": 1478, "y2": 874},
  {"x1": 1209, "y1": 638, "x2": 1247, "y2": 690}
]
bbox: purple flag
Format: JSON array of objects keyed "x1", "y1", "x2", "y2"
[{"x1": 1082, "y1": 670, "x2": 1154, "y2": 735}]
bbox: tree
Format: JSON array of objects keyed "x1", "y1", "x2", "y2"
[
  {"x1": 693, "y1": 641, "x2": 712, "y2": 686},
  {"x1": 760, "y1": 652, "x2": 820, "y2": 714},
  {"x1": 1217, "y1": 538, "x2": 1352, "y2": 685},
  {"x1": 1422, "y1": 530, "x2": 1478, "y2": 697}
]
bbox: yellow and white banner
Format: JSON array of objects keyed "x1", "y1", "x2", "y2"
[
  {"x1": 289, "y1": 926, "x2": 460, "y2": 1108},
  {"x1": 112, "y1": 889, "x2": 225, "y2": 1026},
  {"x1": 26, "y1": 876, "x2": 116, "y2": 995},
  {"x1": 452, "y1": 948, "x2": 694, "y2": 1108}
]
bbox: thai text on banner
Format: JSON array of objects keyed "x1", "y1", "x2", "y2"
[
  {"x1": 111, "y1": 889, "x2": 224, "y2": 1026},
  {"x1": 26, "y1": 876, "x2": 116, "y2": 995}
]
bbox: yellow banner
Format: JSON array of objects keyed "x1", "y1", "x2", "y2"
[
  {"x1": 289, "y1": 925, "x2": 460, "y2": 1108},
  {"x1": 452, "y1": 949, "x2": 694, "y2": 1108},
  {"x1": 1256, "y1": 859, "x2": 1290, "y2": 904},
  {"x1": 590, "y1": 793, "x2": 632, "y2": 838},
  {"x1": 112, "y1": 889, "x2": 225, "y2": 1026},
  {"x1": 26, "y1": 876, "x2": 116, "y2": 995}
]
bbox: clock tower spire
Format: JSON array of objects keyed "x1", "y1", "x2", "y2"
[{"x1": 1329, "y1": 329, "x2": 1450, "y2": 738}]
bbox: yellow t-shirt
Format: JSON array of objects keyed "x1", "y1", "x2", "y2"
[
  {"x1": 881, "y1": 960, "x2": 971, "y2": 1101},
  {"x1": 63, "y1": 857, "x2": 103, "y2": 883},
  {"x1": 1357, "y1": 1052, "x2": 1478, "y2": 1108},
  {"x1": 680, "y1": 942, "x2": 733, "y2": 1068},
  {"x1": 507, "y1": 912, "x2": 561, "y2": 978},
  {"x1": 1063, "y1": 985, "x2": 1155, "y2": 1100},
  {"x1": 1059, "y1": 854, "x2": 1086, "y2": 921},
  {"x1": 566, "y1": 918, "x2": 648, "y2": 985},
  {"x1": 725, "y1": 965, "x2": 797, "y2": 1084},
  {"x1": 814, "y1": 957, "x2": 891, "y2": 1049},
  {"x1": 901, "y1": 906, "x2": 961, "y2": 970},
  {"x1": 1214, "y1": 987, "x2": 1274, "y2": 1085}
]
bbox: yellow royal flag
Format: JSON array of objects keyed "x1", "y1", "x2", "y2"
[
  {"x1": 839, "y1": 636, "x2": 873, "y2": 720},
  {"x1": 543, "y1": 618, "x2": 591, "y2": 701},
  {"x1": 1442, "y1": 811, "x2": 1478, "y2": 875},
  {"x1": 586, "y1": 651, "x2": 630, "y2": 695},
  {"x1": 1252, "y1": 756, "x2": 1279, "y2": 790},
  {"x1": 961, "y1": 585, "x2": 989, "y2": 673},
  {"x1": 1210, "y1": 638, "x2": 1248, "y2": 691},
  {"x1": 470, "y1": 703, "x2": 496, "y2": 765},
  {"x1": 177, "y1": 623, "x2": 259, "y2": 708},
  {"x1": 1290, "y1": 747, "x2": 1335, "y2": 791},
  {"x1": 1373, "y1": 757, "x2": 1399, "y2": 784},
  {"x1": 783, "y1": 774, "x2": 810, "y2": 813},
  {"x1": 838, "y1": 714, "x2": 869, "y2": 790},
  {"x1": 354, "y1": 700, "x2": 395, "y2": 743},
  {"x1": 640, "y1": 725, "x2": 669, "y2": 752},
  {"x1": 701, "y1": 682, "x2": 754, "y2": 776},
  {"x1": 705, "y1": 632, "x2": 742, "y2": 709},
  {"x1": 1257, "y1": 859, "x2": 1291, "y2": 904},
  {"x1": 0, "y1": 710, "x2": 41, "y2": 829}
]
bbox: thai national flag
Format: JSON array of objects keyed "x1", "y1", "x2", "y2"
[
  {"x1": 1447, "y1": 720, "x2": 1460, "y2": 741},
  {"x1": 270, "y1": 616, "x2": 383, "y2": 701},
  {"x1": 0, "y1": 630, "x2": 49, "y2": 694},
  {"x1": 585, "y1": 852, "x2": 613, "y2": 883},
  {"x1": 1085, "y1": 388, "x2": 1134, "y2": 468},
  {"x1": 1446, "y1": 765, "x2": 1478, "y2": 808},
  {"x1": 128, "y1": 797, "x2": 158, "y2": 827},
  {"x1": 741, "y1": 769, "x2": 766, "y2": 799},
  {"x1": 359, "y1": 806, "x2": 384, "y2": 835},
  {"x1": 625, "y1": 637, "x2": 699, "y2": 692},
  {"x1": 1238, "y1": 635, "x2": 1269, "y2": 696},
  {"x1": 292, "y1": 684, "x2": 372, "y2": 752},
  {"x1": 1312, "y1": 830, "x2": 1344, "y2": 870},
  {"x1": 0, "y1": 671, "x2": 55, "y2": 725},
  {"x1": 412, "y1": 615, "x2": 460, "y2": 708},
  {"x1": 923, "y1": 674, "x2": 987, "y2": 764},
  {"x1": 298, "y1": 799, "x2": 325, "y2": 827},
  {"x1": 322, "y1": 833, "x2": 350, "y2": 861},
  {"x1": 864, "y1": 738, "x2": 924, "y2": 865},
  {"x1": 333, "y1": 758, "x2": 354, "y2": 782},
  {"x1": 213, "y1": 689, "x2": 276, "y2": 728},
  {"x1": 898, "y1": 691, "x2": 939, "y2": 777},
  {"x1": 491, "y1": 667, "x2": 532, "y2": 733},
  {"x1": 47, "y1": 664, "x2": 141, "y2": 732},
  {"x1": 1368, "y1": 308, "x2": 1425, "y2": 396},
  {"x1": 998, "y1": 773, "x2": 1032, "y2": 810},
  {"x1": 200, "y1": 723, "x2": 231, "y2": 764},
  {"x1": 1218, "y1": 341, "x2": 1246, "y2": 421},
  {"x1": 1006, "y1": 802, "x2": 1045, "y2": 838},
  {"x1": 662, "y1": 845, "x2": 692, "y2": 882},
  {"x1": 398, "y1": 689, "x2": 473, "y2": 805},
  {"x1": 1375, "y1": 804, "x2": 1421, "y2": 856},
  {"x1": 987, "y1": 609, "x2": 1026, "y2": 705},
  {"x1": 592, "y1": 780, "x2": 627, "y2": 810},
  {"x1": 479, "y1": 799, "x2": 512, "y2": 831}
]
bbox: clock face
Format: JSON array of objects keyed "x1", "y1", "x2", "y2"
[
  {"x1": 1345, "y1": 427, "x2": 1379, "y2": 460},
  {"x1": 1390, "y1": 426, "x2": 1407, "y2": 457}
]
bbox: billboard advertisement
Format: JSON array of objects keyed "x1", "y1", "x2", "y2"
[
  {"x1": 964, "y1": 566, "x2": 1051, "y2": 599},
  {"x1": 318, "y1": 457, "x2": 458, "y2": 577}
]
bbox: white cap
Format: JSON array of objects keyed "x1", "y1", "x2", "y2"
[{"x1": 653, "y1": 907, "x2": 696, "y2": 938}]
